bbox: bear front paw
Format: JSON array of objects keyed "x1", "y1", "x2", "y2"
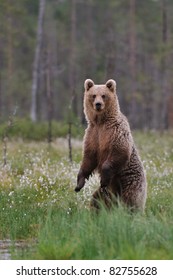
[{"x1": 74, "y1": 186, "x2": 81, "y2": 192}]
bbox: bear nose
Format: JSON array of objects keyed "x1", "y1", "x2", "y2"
[{"x1": 95, "y1": 103, "x2": 102, "y2": 110}]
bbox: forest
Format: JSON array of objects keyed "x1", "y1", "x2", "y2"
[
  {"x1": 0, "y1": 0, "x2": 173, "y2": 130},
  {"x1": 1, "y1": 0, "x2": 173, "y2": 262}
]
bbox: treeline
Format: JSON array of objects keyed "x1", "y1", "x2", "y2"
[{"x1": 0, "y1": 0, "x2": 173, "y2": 129}]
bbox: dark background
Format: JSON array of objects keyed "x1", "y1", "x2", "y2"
[{"x1": 0, "y1": 0, "x2": 173, "y2": 130}]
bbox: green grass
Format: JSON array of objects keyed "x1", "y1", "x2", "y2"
[
  {"x1": 35, "y1": 206, "x2": 173, "y2": 260},
  {"x1": 0, "y1": 131, "x2": 173, "y2": 259},
  {"x1": 0, "y1": 118, "x2": 84, "y2": 140}
]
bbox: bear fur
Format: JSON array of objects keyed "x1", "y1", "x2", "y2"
[{"x1": 75, "y1": 79, "x2": 147, "y2": 211}]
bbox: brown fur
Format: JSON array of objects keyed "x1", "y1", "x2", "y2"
[{"x1": 75, "y1": 79, "x2": 147, "y2": 211}]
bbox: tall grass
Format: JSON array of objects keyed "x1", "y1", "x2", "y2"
[
  {"x1": 32, "y1": 205, "x2": 173, "y2": 260},
  {"x1": 0, "y1": 131, "x2": 173, "y2": 259}
]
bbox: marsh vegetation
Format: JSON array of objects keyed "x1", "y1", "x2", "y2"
[{"x1": 0, "y1": 131, "x2": 173, "y2": 259}]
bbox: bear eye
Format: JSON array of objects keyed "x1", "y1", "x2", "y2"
[
  {"x1": 92, "y1": 94, "x2": 96, "y2": 99},
  {"x1": 102, "y1": 94, "x2": 106, "y2": 99}
]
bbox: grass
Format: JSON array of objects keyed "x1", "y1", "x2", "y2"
[
  {"x1": 0, "y1": 131, "x2": 173, "y2": 259},
  {"x1": 35, "y1": 207, "x2": 173, "y2": 260},
  {"x1": 0, "y1": 118, "x2": 84, "y2": 140}
]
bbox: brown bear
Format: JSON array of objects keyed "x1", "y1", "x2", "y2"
[{"x1": 75, "y1": 79, "x2": 147, "y2": 211}]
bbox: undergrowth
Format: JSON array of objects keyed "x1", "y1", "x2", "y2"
[{"x1": 0, "y1": 131, "x2": 173, "y2": 259}]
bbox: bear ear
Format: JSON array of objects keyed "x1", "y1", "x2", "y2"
[
  {"x1": 106, "y1": 79, "x2": 116, "y2": 92},
  {"x1": 84, "y1": 79, "x2": 94, "y2": 91}
]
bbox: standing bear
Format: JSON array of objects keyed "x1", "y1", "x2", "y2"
[{"x1": 75, "y1": 79, "x2": 147, "y2": 211}]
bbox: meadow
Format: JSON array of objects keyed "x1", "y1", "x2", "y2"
[{"x1": 0, "y1": 131, "x2": 173, "y2": 259}]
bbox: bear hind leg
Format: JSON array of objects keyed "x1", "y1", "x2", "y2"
[{"x1": 90, "y1": 187, "x2": 114, "y2": 211}]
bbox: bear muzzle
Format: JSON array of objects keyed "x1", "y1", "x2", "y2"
[{"x1": 95, "y1": 102, "x2": 102, "y2": 111}]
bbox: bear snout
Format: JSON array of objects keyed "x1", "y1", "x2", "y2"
[{"x1": 95, "y1": 102, "x2": 102, "y2": 111}]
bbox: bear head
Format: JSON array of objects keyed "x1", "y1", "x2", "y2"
[{"x1": 84, "y1": 79, "x2": 119, "y2": 123}]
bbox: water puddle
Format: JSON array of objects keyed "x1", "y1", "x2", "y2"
[
  {"x1": 0, "y1": 240, "x2": 11, "y2": 260},
  {"x1": 0, "y1": 239, "x2": 35, "y2": 259}
]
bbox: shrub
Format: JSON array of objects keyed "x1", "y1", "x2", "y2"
[{"x1": 0, "y1": 118, "x2": 84, "y2": 140}]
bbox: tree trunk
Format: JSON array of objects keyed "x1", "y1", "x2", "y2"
[
  {"x1": 7, "y1": 5, "x2": 13, "y2": 113},
  {"x1": 161, "y1": 0, "x2": 169, "y2": 129},
  {"x1": 69, "y1": 0, "x2": 77, "y2": 117},
  {"x1": 105, "y1": 8, "x2": 116, "y2": 80},
  {"x1": 30, "y1": 0, "x2": 46, "y2": 122},
  {"x1": 46, "y1": 47, "x2": 53, "y2": 144},
  {"x1": 129, "y1": 0, "x2": 137, "y2": 128}
]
